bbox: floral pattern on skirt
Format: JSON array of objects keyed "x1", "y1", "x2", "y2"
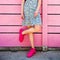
[{"x1": 22, "y1": 0, "x2": 42, "y2": 26}]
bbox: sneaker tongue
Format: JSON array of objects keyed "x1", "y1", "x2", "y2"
[
  {"x1": 31, "y1": 48, "x2": 36, "y2": 50},
  {"x1": 30, "y1": 48, "x2": 35, "y2": 52}
]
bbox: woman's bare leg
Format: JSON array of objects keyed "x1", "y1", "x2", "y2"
[
  {"x1": 28, "y1": 32, "x2": 35, "y2": 48},
  {"x1": 22, "y1": 25, "x2": 42, "y2": 48},
  {"x1": 22, "y1": 25, "x2": 42, "y2": 35},
  {"x1": 26, "y1": 26, "x2": 35, "y2": 48}
]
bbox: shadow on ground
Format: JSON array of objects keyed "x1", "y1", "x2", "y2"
[{"x1": 0, "y1": 51, "x2": 60, "y2": 60}]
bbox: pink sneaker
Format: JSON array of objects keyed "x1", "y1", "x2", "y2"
[
  {"x1": 27, "y1": 48, "x2": 36, "y2": 58},
  {"x1": 19, "y1": 26, "x2": 28, "y2": 42}
]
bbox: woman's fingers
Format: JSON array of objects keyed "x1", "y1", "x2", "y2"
[
  {"x1": 34, "y1": 11, "x2": 38, "y2": 18},
  {"x1": 21, "y1": 14, "x2": 24, "y2": 20}
]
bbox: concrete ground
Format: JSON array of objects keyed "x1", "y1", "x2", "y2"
[{"x1": 0, "y1": 51, "x2": 60, "y2": 60}]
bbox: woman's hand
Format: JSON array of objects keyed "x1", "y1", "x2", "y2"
[
  {"x1": 21, "y1": 13, "x2": 24, "y2": 20},
  {"x1": 34, "y1": 10, "x2": 39, "y2": 18}
]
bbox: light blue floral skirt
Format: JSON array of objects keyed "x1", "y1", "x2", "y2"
[{"x1": 22, "y1": 0, "x2": 42, "y2": 26}]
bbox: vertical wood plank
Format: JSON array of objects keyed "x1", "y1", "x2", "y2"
[{"x1": 42, "y1": 0, "x2": 48, "y2": 50}]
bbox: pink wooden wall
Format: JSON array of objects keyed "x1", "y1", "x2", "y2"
[
  {"x1": 42, "y1": 0, "x2": 60, "y2": 48},
  {"x1": 0, "y1": 0, "x2": 42, "y2": 47},
  {"x1": 46, "y1": 0, "x2": 60, "y2": 47},
  {"x1": 0, "y1": 0, "x2": 60, "y2": 48}
]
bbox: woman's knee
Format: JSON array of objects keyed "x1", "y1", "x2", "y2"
[
  {"x1": 27, "y1": 26, "x2": 32, "y2": 28},
  {"x1": 34, "y1": 25, "x2": 41, "y2": 32},
  {"x1": 35, "y1": 28, "x2": 40, "y2": 32}
]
